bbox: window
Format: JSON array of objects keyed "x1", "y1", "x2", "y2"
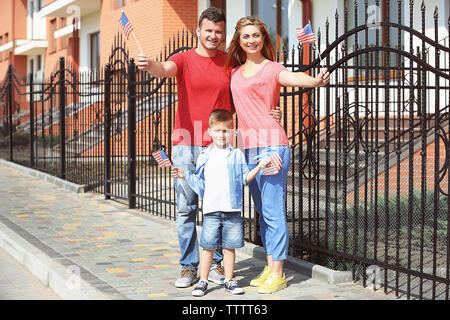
[
  {"x1": 346, "y1": 0, "x2": 404, "y2": 69},
  {"x1": 4, "y1": 33, "x2": 8, "y2": 61},
  {"x1": 114, "y1": 0, "x2": 127, "y2": 9},
  {"x1": 251, "y1": 0, "x2": 289, "y2": 52},
  {"x1": 37, "y1": 55, "x2": 42, "y2": 72},
  {"x1": 90, "y1": 32, "x2": 100, "y2": 72},
  {"x1": 50, "y1": 19, "x2": 57, "y2": 53},
  {"x1": 61, "y1": 18, "x2": 68, "y2": 49}
]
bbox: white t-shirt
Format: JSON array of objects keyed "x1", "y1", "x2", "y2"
[{"x1": 202, "y1": 147, "x2": 241, "y2": 214}]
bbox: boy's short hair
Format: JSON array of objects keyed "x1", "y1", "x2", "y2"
[
  {"x1": 199, "y1": 7, "x2": 226, "y2": 27},
  {"x1": 209, "y1": 109, "x2": 233, "y2": 127}
]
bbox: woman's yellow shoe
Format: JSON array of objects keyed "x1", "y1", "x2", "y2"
[
  {"x1": 257, "y1": 272, "x2": 287, "y2": 294},
  {"x1": 250, "y1": 266, "x2": 272, "y2": 287}
]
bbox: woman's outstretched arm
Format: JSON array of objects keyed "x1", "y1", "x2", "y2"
[{"x1": 278, "y1": 68, "x2": 330, "y2": 88}]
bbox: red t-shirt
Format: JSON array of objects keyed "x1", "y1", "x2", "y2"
[{"x1": 168, "y1": 49, "x2": 233, "y2": 146}]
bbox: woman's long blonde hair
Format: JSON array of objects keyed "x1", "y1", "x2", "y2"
[{"x1": 224, "y1": 16, "x2": 276, "y2": 69}]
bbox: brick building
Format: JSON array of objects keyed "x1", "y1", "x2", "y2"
[{"x1": 0, "y1": 0, "x2": 321, "y2": 79}]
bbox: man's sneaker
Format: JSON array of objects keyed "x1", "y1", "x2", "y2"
[
  {"x1": 257, "y1": 272, "x2": 287, "y2": 294},
  {"x1": 224, "y1": 279, "x2": 244, "y2": 295},
  {"x1": 250, "y1": 266, "x2": 272, "y2": 287},
  {"x1": 192, "y1": 280, "x2": 208, "y2": 297},
  {"x1": 208, "y1": 265, "x2": 225, "y2": 284},
  {"x1": 175, "y1": 268, "x2": 197, "y2": 288}
]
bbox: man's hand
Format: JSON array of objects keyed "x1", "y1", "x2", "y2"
[
  {"x1": 315, "y1": 68, "x2": 330, "y2": 87},
  {"x1": 171, "y1": 167, "x2": 185, "y2": 179},
  {"x1": 270, "y1": 107, "x2": 282, "y2": 123},
  {"x1": 137, "y1": 53, "x2": 151, "y2": 72}
]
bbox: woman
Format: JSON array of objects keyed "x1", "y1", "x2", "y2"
[{"x1": 225, "y1": 16, "x2": 330, "y2": 294}]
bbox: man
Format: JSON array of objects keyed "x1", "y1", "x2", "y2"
[{"x1": 138, "y1": 7, "x2": 230, "y2": 288}]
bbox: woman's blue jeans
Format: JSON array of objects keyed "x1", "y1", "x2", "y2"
[{"x1": 245, "y1": 146, "x2": 291, "y2": 261}]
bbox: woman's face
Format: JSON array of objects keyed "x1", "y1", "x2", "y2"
[{"x1": 238, "y1": 25, "x2": 264, "y2": 56}]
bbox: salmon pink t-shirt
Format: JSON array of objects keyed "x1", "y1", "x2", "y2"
[
  {"x1": 230, "y1": 61, "x2": 288, "y2": 149},
  {"x1": 169, "y1": 49, "x2": 233, "y2": 146}
]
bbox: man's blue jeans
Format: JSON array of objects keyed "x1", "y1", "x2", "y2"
[{"x1": 172, "y1": 145, "x2": 223, "y2": 270}]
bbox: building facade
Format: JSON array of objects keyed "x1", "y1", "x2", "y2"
[{"x1": 0, "y1": 0, "x2": 448, "y2": 79}]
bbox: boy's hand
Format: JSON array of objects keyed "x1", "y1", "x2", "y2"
[
  {"x1": 258, "y1": 158, "x2": 272, "y2": 169},
  {"x1": 171, "y1": 167, "x2": 185, "y2": 179}
]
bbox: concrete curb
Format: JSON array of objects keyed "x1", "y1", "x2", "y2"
[
  {"x1": 240, "y1": 242, "x2": 353, "y2": 285},
  {"x1": 0, "y1": 221, "x2": 110, "y2": 300},
  {"x1": 0, "y1": 159, "x2": 86, "y2": 193}
]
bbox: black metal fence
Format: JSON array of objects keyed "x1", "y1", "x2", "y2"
[{"x1": 1, "y1": 0, "x2": 449, "y2": 300}]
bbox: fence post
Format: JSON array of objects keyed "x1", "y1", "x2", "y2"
[
  {"x1": 127, "y1": 58, "x2": 137, "y2": 209},
  {"x1": 29, "y1": 72, "x2": 35, "y2": 167},
  {"x1": 59, "y1": 57, "x2": 66, "y2": 179},
  {"x1": 104, "y1": 64, "x2": 111, "y2": 200},
  {"x1": 7, "y1": 65, "x2": 13, "y2": 162}
]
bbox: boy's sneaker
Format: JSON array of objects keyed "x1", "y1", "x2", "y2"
[
  {"x1": 175, "y1": 268, "x2": 197, "y2": 288},
  {"x1": 250, "y1": 266, "x2": 272, "y2": 287},
  {"x1": 257, "y1": 272, "x2": 287, "y2": 294},
  {"x1": 224, "y1": 279, "x2": 244, "y2": 295},
  {"x1": 208, "y1": 265, "x2": 225, "y2": 284},
  {"x1": 192, "y1": 280, "x2": 208, "y2": 297}
]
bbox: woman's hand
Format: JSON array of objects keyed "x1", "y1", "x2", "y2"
[{"x1": 315, "y1": 68, "x2": 330, "y2": 87}]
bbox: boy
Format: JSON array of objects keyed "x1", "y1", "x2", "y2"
[{"x1": 171, "y1": 109, "x2": 270, "y2": 296}]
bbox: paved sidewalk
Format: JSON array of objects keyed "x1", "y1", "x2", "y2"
[{"x1": 0, "y1": 160, "x2": 398, "y2": 300}]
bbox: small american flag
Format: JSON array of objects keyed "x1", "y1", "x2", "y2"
[
  {"x1": 119, "y1": 11, "x2": 134, "y2": 39},
  {"x1": 296, "y1": 22, "x2": 316, "y2": 44},
  {"x1": 261, "y1": 154, "x2": 283, "y2": 176},
  {"x1": 152, "y1": 149, "x2": 172, "y2": 167}
]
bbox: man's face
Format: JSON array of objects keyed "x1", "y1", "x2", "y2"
[{"x1": 197, "y1": 19, "x2": 225, "y2": 51}]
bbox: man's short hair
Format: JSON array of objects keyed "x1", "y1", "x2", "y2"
[
  {"x1": 209, "y1": 109, "x2": 233, "y2": 127},
  {"x1": 199, "y1": 7, "x2": 226, "y2": 27}
]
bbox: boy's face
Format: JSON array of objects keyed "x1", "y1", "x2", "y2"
[{"x1": 208, "y1": 120, "x2": 234, "y2": 149}]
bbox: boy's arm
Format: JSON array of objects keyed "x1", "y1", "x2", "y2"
[
  {"x1": 245, "y1": 158, "x2": 271, "y2": 184},
  {"x1": 171, "y1": 166, "x2": 205, "y2": 198}
]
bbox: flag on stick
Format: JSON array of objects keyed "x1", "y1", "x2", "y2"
[
  {"x1": 119, "y1": 11, "x2": 134, "y2": 39},
  {"x1": 296, "y1": 21, "x2": 316, "y2": 44},
  {"x1": 119, "y1": 11, "x2": 144, "y2": 54},
  {"x1": 261, "y1": 154, "x2": 283, "y2": 176},
  {"x1": 297, "y1": 21, "x2": 325, "y2": 67},
  {"x1": 152, "y1": 149, "x2": 172, "y2": 167}
]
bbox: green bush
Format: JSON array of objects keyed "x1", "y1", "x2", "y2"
[
  {"x1": 37, "y1": 134, "x2": 61, "y2": 147},
  {"x1": 12, "y1": 132, "x2": 30, "y2": 146}
]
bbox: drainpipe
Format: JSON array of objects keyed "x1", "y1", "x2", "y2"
[
  {"x1": 300, "y1": 0, "x2": 312, "y2": 131},
  {"x1": 301, "y1": 0, "x2": 312, "y2": 26},
  {"x1": 300, "y1": 0, "x2": 312, "y2": 65},
  {"x1": 11, "y1": 0, "x2": 15, "y2": 67}
]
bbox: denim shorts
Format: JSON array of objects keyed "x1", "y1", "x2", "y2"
[{"x1": 200, "y1": 211, "x2": 244, "y2": 250}]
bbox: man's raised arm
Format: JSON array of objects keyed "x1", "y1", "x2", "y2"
[{"x1": 137, "y1": 53, "x2": 178, "y2": 78}]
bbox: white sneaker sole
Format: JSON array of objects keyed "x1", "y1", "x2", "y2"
[{"x1": 192, "y1": 290, "x2": 206, "y2": 297}]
